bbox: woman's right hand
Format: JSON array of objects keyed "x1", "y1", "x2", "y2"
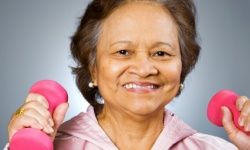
[{"x1": 8, "y1": 93, "x2": 69, "y2": 142}]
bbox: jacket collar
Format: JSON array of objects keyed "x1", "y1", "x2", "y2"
[{"x1": 58, "y1": 106, "x2": 196, "y2": 150}]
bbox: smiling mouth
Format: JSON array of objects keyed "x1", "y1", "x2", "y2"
[{"x1": 123, "y1": 82, "x2": 160, "y2": 90}]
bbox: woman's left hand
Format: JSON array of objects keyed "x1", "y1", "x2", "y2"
[{"x1": 222, "y1": 96, "x2": 250, "y2": 150}]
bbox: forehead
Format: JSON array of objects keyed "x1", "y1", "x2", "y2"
[{"x1": 98, "y1": 2, "x2": 178, "y2": 45}]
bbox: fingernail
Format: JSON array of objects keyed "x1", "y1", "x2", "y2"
[
  {"x1": 48, "y1": 118, "x2": 54, "y2": 127},
  {"x1": 47, "y1": 125, "x2": 54, "y2": 133},
  {"x1": 238, "y1": 117, "x2": 244, "y2": 126},
  {"x1": 244, "y1": 125, "x2": 250, "y2": 132},
  {"x1": 49, "y1": 127, "x2": 54, "y2": 133},
  {"x1": 221, "y1": 106, "x2": 225, "y2": 113}
]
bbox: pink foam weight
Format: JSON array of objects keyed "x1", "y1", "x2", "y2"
[
  {"x1": 29, "y1": 80, "x2": 68, "y2": 114},
  {"x1": 207, "y1": 90, "x2": 250, "y2": 135},
  {"x1": 10, "y1": 128, "x2": 53, "y2": 150},
  {"x1": 9, "y1": 80, "x2": 68, "y2": 150}
]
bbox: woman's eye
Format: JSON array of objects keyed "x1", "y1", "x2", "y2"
[
  {"x1": 153, "y1": 51, "x2": 170, "y2": 57},
  {"x1": 117, "y1": 50, "x2": 129, "y2": 56}
]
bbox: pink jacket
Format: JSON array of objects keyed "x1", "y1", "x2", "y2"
[{"x1": 54, "y1": 106, "x2": 237, "y2": 150}]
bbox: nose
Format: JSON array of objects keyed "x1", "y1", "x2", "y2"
[{"x1": 128, "y1": 53, "x2": 158, "y2": 77}]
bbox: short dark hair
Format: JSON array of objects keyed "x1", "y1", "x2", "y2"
[{"x1": 70, "y1": 0, "x2": 200, "y2": 112}]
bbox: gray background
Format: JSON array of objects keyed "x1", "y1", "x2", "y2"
[{"x1": 0, "y1": 0, "x2": 250, "y2": 148}]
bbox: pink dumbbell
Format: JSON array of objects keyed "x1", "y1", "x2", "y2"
[
  {"x1": 207, "y1": 90, "x2": 250, "y2": 135},
  {"x1": 9, "y1": 80, "x2": 68, "y2": 150}
]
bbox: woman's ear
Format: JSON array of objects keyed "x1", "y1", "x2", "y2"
[{"x1": 89, "y1": 64, "x2": 97, "y2": 86}]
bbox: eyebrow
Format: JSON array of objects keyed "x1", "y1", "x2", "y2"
[
  {"x1": 110, "y1": 41, "x2": 132, "y2": 47},
  {"x1": 151, "y1": 41, "x2": 175, "y2": 50},
  {"x1": 110, "y1": 41, "x2": 175, "y2": 50}
]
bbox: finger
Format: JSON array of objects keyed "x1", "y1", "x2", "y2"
[
  {"x1": 25, "y1": 93, "x2": 49, "y2": 109},
  {"x1": 243, "y1": 113, "x2": 250, "y2": 132},
  {"x1": 51, "y1": 103, "x2": 68, "y2": 138},
  {"x1": 53, "y1": 103, "x2": 68, "y2": 129},
  {"x1": 8, "y1": 115, "x2": 43, "y2": 141},
  {"x1": 238, "y1": 100, "x2": 250, "y2": 127},
  {"x1": 23, "y1": 108, "x2": 54, "y2": 134},
  {"x1": 221, "y1": 106, "x2": 239, "y2": 140},
  {"x1": 236, "y1": 96, "x2": 248, "y2": 111},
  {"x1": 22, "y1": 101, "x2": 53, "y2": 126}
]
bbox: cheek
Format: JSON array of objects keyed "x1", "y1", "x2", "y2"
[
  {"x1": 96, "y1": 59, "x2": 128, "y2": 100},
  {"x1": 162, "y1": 60, "x2": 182, "y2": 82},
  {"x1": 96, "y1": 58, "x2": 126, "y2": 85}
]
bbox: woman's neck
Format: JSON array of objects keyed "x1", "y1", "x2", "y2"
[{"x1": 97, "y1": 104, "x2": 165, "y2": 150}]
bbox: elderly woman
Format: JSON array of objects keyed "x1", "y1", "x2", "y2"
[{"x1": 7, "y1": 0, "x2": 250, "y2": 149}]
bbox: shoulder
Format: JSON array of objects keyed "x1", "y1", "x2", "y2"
[
  {"x1": 163, "y1": 110, "x2": 238, "y2": 149},
  {"x1": 174, "y1": 133, "x2": 238, "y2": 150},
  {"x1": 56, "y1": 106, "x2": 98, "y2": 136},
  {"x1": 54, "y1": 133, "x2": 85, "y2": 149},
  {"x1": 54, "y1": 113, "x2": 87, "y2": 149},
  {"x1": 54, "y1": 107, "x2": 104, "y2": 149}
]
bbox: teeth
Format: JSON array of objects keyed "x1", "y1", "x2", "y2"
[
  {"x1": 147, "y1": 85, "x2": 154, "y2": 89},
  {"x1": 124, "y1": 83, "x2": 156, "y2": 89}
]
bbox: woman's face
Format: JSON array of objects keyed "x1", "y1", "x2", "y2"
[{"x1": 93, "y1": 2, "x2": 182, "y2": 116}]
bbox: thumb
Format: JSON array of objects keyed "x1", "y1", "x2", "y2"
[
  {"x1": 221, "y1": 106, "x2": 238, "y2": 140},
  {"x1": 52, "y1": 103, "x2": 69, "y2": 131},
  {"x1": 221, "y1": 106, "x2": 250, "y2": 149}
]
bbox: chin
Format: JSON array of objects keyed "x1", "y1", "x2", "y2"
[{"x1": 125, "y1": 103, "x2": 164, "y2": 117}]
